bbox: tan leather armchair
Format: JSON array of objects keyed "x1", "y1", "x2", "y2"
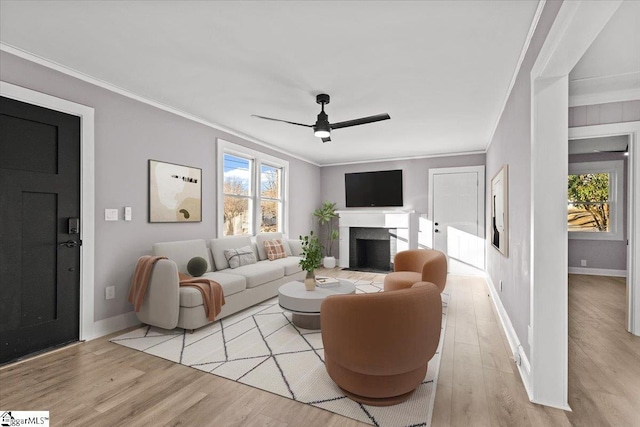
[
  {"x1": 320, "y1": 283, "x2": 442, "y2": 406},
  {"x1": 384, "y1": 249, "x2": 447, "y2": 292}
]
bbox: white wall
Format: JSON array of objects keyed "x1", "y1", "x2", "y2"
[{"x1": 485, "y1": 0, "x2": 564, "y2": 361}]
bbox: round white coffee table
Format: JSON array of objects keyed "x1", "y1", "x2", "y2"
[{"x1": 278, "y1": 278, "x2": 356, "y2": 329}]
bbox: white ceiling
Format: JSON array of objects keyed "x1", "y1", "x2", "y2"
[
  {"x1": 569, "y1": 0, "x2": 640, "y2": 104},
  {"x1": 0, "y1": 1, "x2": 542, "y2": 165}
]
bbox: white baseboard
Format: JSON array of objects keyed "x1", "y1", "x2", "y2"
[
  {"x1": 568, "y1": 267, "x2": 626, "y2": 277},
  {"x1": 90, "y1": 311, "x2": 140, "y2": 341},
  {"x1": 484, "y1": 274, "x2": 534, "y2": 400}
]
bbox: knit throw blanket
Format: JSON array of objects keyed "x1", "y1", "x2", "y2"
[
  {"x1": 177, "y1": 273, "x2": 225, "y2": 321},
  {"x1": 128, "y1": 256, "x2": 225, "y2": 322}
]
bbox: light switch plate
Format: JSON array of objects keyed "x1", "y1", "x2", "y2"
[
  {"x1": 105, "y1": 209, "x2": 118, "y2": 221},
  {"x1": 124, "y1": 206, "x2": 132, "y2": 221},
  {"x1": 105, "y1": 286, "x2": 115, "y2": 300}
]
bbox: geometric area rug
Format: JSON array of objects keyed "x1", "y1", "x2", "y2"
[{"x1": 111, "y1": 279, "x2": 449, "y2": 427}]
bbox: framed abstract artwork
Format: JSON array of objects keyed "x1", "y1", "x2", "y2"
[
  {"x1": 490, "y1": 164, "x2": 508, "y2": 256},
  {"x1": 149, "y1": 160, "x2": 202, "y2": 222}
]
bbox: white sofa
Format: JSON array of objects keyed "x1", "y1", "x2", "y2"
[{"x1": 135, "y1": 233, "x2": 305, "y2": 331}]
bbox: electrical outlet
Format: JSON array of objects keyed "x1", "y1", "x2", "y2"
[
  {"x1": 581, "y1": 259, "x2": 587, "y2": 267},
  {"x1": 499, "y1": 280, "x2": 503, "y2": 292},
  {"x1": 105, "y1": 286, "x2": 115, "y2": 300}
]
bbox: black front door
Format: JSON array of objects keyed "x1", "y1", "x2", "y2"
[{"x1": 0, "y1": 96, "x2": 81, "y2": 364}]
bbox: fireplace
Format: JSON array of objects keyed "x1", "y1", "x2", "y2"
[
  {"x1": 349, "y1": 227, "x2": 397, "y2": 272},
  {"x1": 336, "y1": 210, "x2": 417, "y2": 269}
]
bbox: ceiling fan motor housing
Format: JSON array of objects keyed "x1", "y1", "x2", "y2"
[{"x1": 316, "y1": 93, "x2": 330, "y2": 105}]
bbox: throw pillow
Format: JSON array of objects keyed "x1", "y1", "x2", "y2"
[
  {"x1": 224, "y1": 245, "x2": 257, "y2": 269},
  {"x1": 187, "y1": 256, "x2": 208, "y2": 277},
  {"x1": 264, "y1": 239, "x2": 287, "y2": 261}
]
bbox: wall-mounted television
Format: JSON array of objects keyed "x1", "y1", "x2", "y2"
[{"x1": 345, "y1": 169, "x2": 403, "y2": 207}]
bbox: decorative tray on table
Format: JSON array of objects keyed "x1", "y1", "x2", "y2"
[{"x1": 315, "y1": 277, "x2": 340, "y2": 287}]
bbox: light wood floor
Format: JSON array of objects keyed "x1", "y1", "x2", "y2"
[{"x1": 1, "y1": 271, "x2": 638, "y2": 426}]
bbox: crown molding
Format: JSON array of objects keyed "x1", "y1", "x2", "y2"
[
  {"x1": 0, "y1": 43, "x2": 320, "y2": 167},
  {"x1": 319, "y1": 149, "x2": 486, "y2": 167}
]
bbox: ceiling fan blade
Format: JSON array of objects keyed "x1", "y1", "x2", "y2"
[
  {"x1": 251, "y1": 115, "x2": 313, "y2": 128},
  {"x1": 330, "y1": 113, "x2": 390, "y2": 130},
  {"x1": 321, "y1": 136, "x2": 332, "y2": 143}
]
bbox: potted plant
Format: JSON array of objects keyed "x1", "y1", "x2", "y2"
[
  {"x1": 298, "y1": 231, "x2": 324, "y2": 291},
  {"x1": 313, "y1": 201, "x2": 340, "y2": 268}
]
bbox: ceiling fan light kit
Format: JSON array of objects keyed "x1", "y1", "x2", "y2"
[{"x1": 252, "y1": 93, "x2": 390, "y2": 143}]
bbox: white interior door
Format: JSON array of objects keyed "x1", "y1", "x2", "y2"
[{"x1": 429, "y1": 166, "x2": 485, "y2": 274}]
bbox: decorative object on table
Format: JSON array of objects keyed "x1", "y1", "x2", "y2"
[
  {"x1": 490, "y1": 164, "x2": 509, "y2": 257},
  {"x1": 313, "y1": 201, "x2": 339, "y2": 268},
  {"x1": 149, "y1": 159, "x2": 202, "y2": 223},
  {"x1": 315, "y1": 276, "x2": 341, "y2": 288},
  {"x1": 298, "y1": 231, "x2": 323, "y2": 291},
  {"x1": 186, "y1": 256, "x2": 208, "y2": 277}
]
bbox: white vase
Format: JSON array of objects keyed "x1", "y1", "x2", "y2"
[
  {"x1": 323, "y1": 256, "x2": 336, "y2": 269},
  {"x1": 304, "y1": 270, "x2": 316, "y2": 291}
]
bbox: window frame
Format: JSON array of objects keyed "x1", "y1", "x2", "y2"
[
  {"x1": 217, "y1": 139, "x2": 289, "y2": 237},
  {"x1": 568, "y1": 160, "x2": 624, "y2": 241}
]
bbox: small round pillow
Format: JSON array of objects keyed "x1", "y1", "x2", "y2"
[{"x1": 187, "y1": 256, "x2": 208, "y2": 277}]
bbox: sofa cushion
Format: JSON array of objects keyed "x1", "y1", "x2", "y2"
[
  {"x1": 210, "y1": 236, "x2": 256, "y2": 270},
  {"x1": 153, "y1": 239, "x2": 212, "y2": 275},
  {"x1": 255, "y1": 232, "x2": 292, "y2": 260},
  {"x1": 268, "y1": 256, "x2": 303, "y2": 276},
  {"x1": 287, "y1": 239, "x2": 303, "y2": 256},
  {"x1": 179, "y1": 271, "x2": 247, "y2": 308},
  {"x1": 226, "y1": 261, "x2": 284, "y2": 288},
  {"x1": 264, "y1": 239, "x2": 287, "y2": 261},
  {"x1": 224, "y1": 245, "x2": 257, "y2": 268}
]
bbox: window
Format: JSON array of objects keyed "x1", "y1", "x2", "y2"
[
  {"x1": 218, "y1": 140, "x2": 288, "y2": 236},
  {"x1": 260, "y1": 164, "x2": 282, "y2": 232},
  {"x1": 222, "y1": 154, "x2": 252, "y2": 235},
  {"x1": 568, "y1": 160, "x2": 624, "y2": 240}
]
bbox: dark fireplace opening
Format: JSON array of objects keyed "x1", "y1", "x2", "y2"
[
  {"x1": 349, "y1": 227, "x2": 396, "y2": 273},
  {"x1": 355, "y1": 239, "x2": 390, "y2": 271}
]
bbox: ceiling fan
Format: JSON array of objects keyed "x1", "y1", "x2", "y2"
[{"x1": 252, "y1": 93, "x2": 390, "y2": 143}]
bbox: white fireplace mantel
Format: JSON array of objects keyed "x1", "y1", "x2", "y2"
[{"x1": 336, "y1": 210, "x2": 419, "y2": 268}]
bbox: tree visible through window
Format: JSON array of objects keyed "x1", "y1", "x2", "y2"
[
  {"x1": 223, "y1": 154, "x2": 251, "y2": 235},
  {"x1": 568, "y1": 172, "x2": 610, "y2": 232},
  {"x1": 260, "y1": 164, "x2": 282, "y2": 232},
  {"x1": 219, "y1": 142, "x2": 287, "y2": 237}
]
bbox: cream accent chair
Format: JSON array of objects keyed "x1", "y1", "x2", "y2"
[{"x1": 383, "y1": 249, "x2": 447, "y2": 292}]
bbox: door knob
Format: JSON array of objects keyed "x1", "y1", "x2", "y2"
[
  {"x1": 435, "y1": 222, "x2": 439, "y2": 226},
  {"x1": 435, "y1": 229, "x2": 440, "y2": 233}
]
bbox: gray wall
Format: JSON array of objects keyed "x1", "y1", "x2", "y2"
[
  {"x1": 320, "y1": 154, "x2": 486, "y2": 260},
  {"x1": 485, "y1": 0, "x2": 563, "y2": 360},
  {"x1": 0, "y1": 51, "x2": 321, "y2": 322},
  {"x1": 569, "y1": 100, "x2": 640, "y2": 127},
  {"x1": 567, "y1": 152, "x2": 628, "y2": 271}
]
